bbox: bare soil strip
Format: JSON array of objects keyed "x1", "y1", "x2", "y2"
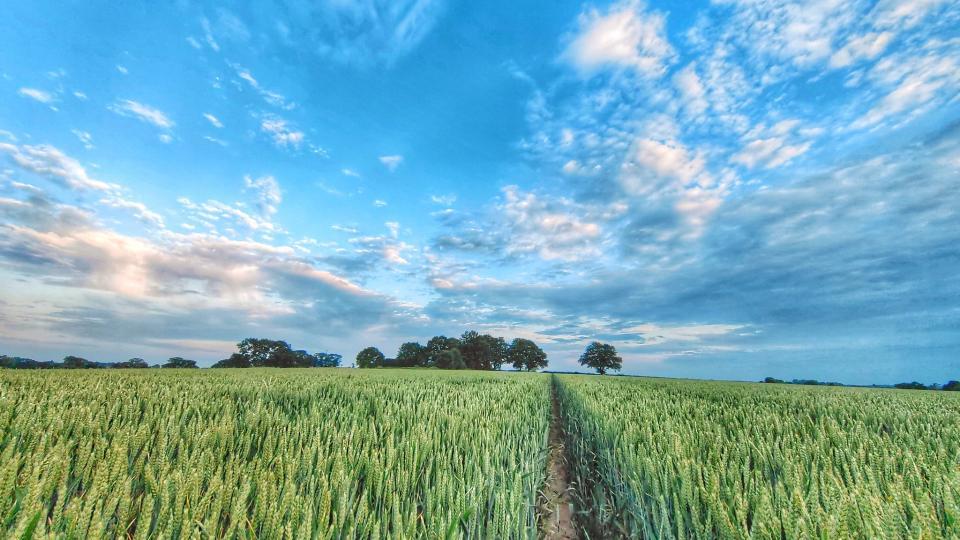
[{"x1": 540, "y1": 378, "x2": 579, "y2": 539}]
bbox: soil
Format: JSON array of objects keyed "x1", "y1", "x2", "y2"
[{"x1": 540, "y1": 380, "x2": 579, "y2": 539}]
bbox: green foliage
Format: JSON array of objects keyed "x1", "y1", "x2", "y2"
[
  {"x1": 114, "y1": 358, "x2": 148, "y2": 369},
  {"x1": 212, "y1": 352, "x2": 252, "y2": 368},
  {"x1": 435, "y1": 348, "x2": 466, "y2": 370},
  {"x1": 0, "y1": 369, "x2": 550, "y2": 538},
  {"x1": 395, "y1": 342, "x2": 428, "y2": 367},
  {"x1": 507, "y1": 338, "x2": 548, "y2": 371},
  {"x1": 945, "y1": 380, "x2": 960, "y2": 391},
  {"x1": 356, "y1": 346, "x2": 385, "y2": 368},
  {"x1": 62, "y1": 355, "x2": 90, "y2": 369},
  {"x1": 458, "y1": 331, "x2": 507, "y2": 370},
  {"x1": 556, "y1": 374, "x2": 960, "y2": 538},
  {"x1": 577, "y1": 342, "x2": 621, "y2": 374},
  {"x1": 311, "y1": 352, "x2": 341, "y2": 368},
  {"x1": 425, "y1": 336, "x2": 460, "y2": 365},
  {"x1": 161, "y1": 357, "x2": 197, "y2": 369}
]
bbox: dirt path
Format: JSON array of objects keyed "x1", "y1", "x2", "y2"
[{"x1": 540, "y1": 378, "x2": 579, "y2": 539}]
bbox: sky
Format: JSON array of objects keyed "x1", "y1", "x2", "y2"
[{"x1": 0, "y1": 0, "x2": 958, "y2": 383}]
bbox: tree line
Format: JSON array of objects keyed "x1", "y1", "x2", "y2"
[
  {"x1": 354, "y1": 331, "x2": 549, "y2": 371},
  {"x1": 763, "y1": 376, "x2": 960, "y2": 391},
  {"x1": 0, "y1": 338, "x2": 342, "y2": 370}
]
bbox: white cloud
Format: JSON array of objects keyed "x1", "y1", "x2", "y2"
[
  {"x1": 430, "y1": 194, "x2": 456, "y2": 206},
  {"x1": 341, "y1": 168, "x2": 361, "y2": 178},
  {"x1": 624, "y1": 323, "x2": 744, "y2": 345},
  {"x1": 372, "y1": 199, "x2": 387, "y2": 207},
  {"x1": 732, "y1": 137, "x2": 811, "y2": 169},
  {"x1": 186, "y1": 36, "x2": 202, "y2": 49},
  {"x1": 99, "y1": 196, "x2": 165, "y2": 228},
  {"x1": 116, "y1": 65, "x2": 129, "y2": 75},
  {"x1": 203, "y1": 113, "x2": 223, "y2": 128},
  {"x1": 385, "y1": 221, "x2": 400, "y2": 239},
  {"x1": 73, "y1": 91, "x2": 88, "y2": 101},
  {"x1": 829, "y1": 32, "x2": 893, "y2": 68},
  {"x1": 379, "y1": 154, "x2": 403, "y2": 172},
  {"x1": 71, "y1": 130, "x2": 94, "y2": 150},
  {"x1": 18, "y1": 88, "x2": 56, "y2": 104},
  {"x1": 673, "y1": 63, "x2": 708, "y2": 116},
  {"x1": 500, "y1": 186, "x2": 602, "y2": 261},
  {"x1": 260, "y1": 118, "x2": 304, "y2": 148},
  {"x1": 0, "y1": 143, "x2": 117, "y2": 192},
  {"x1": 564, "y1": 0, "x2": 674, "y2": 77},
  {"x1": 158, "y1": 134, "x2": 173, "y2": 144},
  {"x1": 244, "y1": 175, "x2": 282, "y2": 217},
  {"x1": 627, "y1": 138, "x2": 708, "y2": 188},
  {"x1": 230, "y1": 63, "x2": 295, "y2": 110},
  {"x1": 109, "y1": 99, "x2": 175, "y2": 129}
]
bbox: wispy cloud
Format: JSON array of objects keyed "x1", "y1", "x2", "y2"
[
  {"x1": 203, "y1": 113, "x2": 223, "y2": 128},
  {"x1": 18, "y1": 87, "x2": 56, "y2": 104},
  {"x1": 109, "y1": 99, "x2": 175, "y2": 129},
  {"x1": 379, "y1": 154, "x2": 404, "y2": 172}
]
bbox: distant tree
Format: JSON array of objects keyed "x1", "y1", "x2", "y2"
[
  {"x1": 356, "y1": 347, "x2": 385, "y2": 368},
  {"x1": 944, "y1": 380, "x2": 960, "y2": 391},
  {"x1": 312, "y1": 352, "x2": 342, "y2": 368},
  {"x1": 507, "y1": 338, "x2": 548, "y2": 371},
  {"x1": 237, "y1": 338, "x2": 297, "y2": 367},
  {"x1": 63, "y1": 355, "x2": 90, "y2": 369},
  {"x1": 212, "y1": 353, "x2": 252, "y2": 368},
  {"x1": 115, "y1": 357, "x2": 148, "y2": 369},
  {"x1": 283, "y1": 349, "x2": 314, "y2": 368},
  {"x1": 396, "y1": 342, "x2": 428, "y2": 367},
  {"x1": 162, "y1": 357, "x2": 198, "y2": 369},
  {"x1": 578, "y1": 342, "x2": 621, "y2": 375},
  {"x1": 763, "y1": 377, "x2": 785, "y2": 384},
  {"x1": 459, "y1": 331, "x2": 507, "y2": 370},
  {"x1": 436, "y1": 348, "x2": 465, "y2": 370},
  {"x1": 425, "y1": 336, "x2": 460, "y2": 366},
  {"x1": 0, "y1": 355, "x2": 12, "y2": 369},
  {"x1": 894, "y1": 381, "x2": 930, "y2": 390}
]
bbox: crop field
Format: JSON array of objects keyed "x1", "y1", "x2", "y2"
[
  {"x1": 1, "y1": 369, "x2": 958, "y2": 539},
  {"x1": 0, "y1": 369, "x2": 550, "y2": 538},
  {"x1": 556, "y1": 375, "x2": 960, "y2": 539}
]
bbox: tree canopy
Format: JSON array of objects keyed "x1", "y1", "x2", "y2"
[
  {"x1": 162, "y1": 357, "x2": 198, "y2": 369},
  {"x1": 507, "y1": 338, "x2": 548, "y2": 371},
  {"x1": 356, "y1": 347, "x2": 385, "y2": 368},
  {"x1": 578, "y1": 342, "x2": 622, "y2": 375}
]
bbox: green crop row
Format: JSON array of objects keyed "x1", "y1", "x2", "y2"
[
  {"x1": 0, "y1": 369, "x2": 550, "y2": 539},
  {"x1": 555, "y1": 375, "x2": 960, "y2": 539}
]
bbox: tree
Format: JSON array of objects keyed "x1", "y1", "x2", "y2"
[
  {"x1": 944, "y1": 380, "x2": 960, "y2": 391},
  {"x1": 436, "y1": 348, "x2": 465, "y2": 370},
  {"x1": 578, "y1": 342, "x2": 621, "y2": 375},
  {"x1": 63, "y1": 355, "x2": 90, "y2": 369},
  {"x1": 396, "y1": 342, "x2": 428, "y2": 367},
  {"x1": 212, "y1": 353, "x2": 252, "y2": 368},
  {"x1": 312, "y1": 352, "x2": 341, "y2": 368},
  {"x1": 356, "y1": 347, "x2": 385, "y2": 368},
  {"x1": 425, "y1": 336, "x2": 460, "y2": 366},
  {"x1": 763, "y1": 377, "x2": 784, "y2": 384},
  {"x1": 115, "y1": 358, "x2": 148, "y2": 369},
  {"x1": 459, "y1": 331, "x2": 507, "y2": 370},
  {"x1": 0, "y1": 355, "x2": 13, "y2": 369},
  {"x1": 894, "y1": 381, "x2": 930, "y2": 390},
  {"x1": 162, "y1": 357, "x2": 198, "y2": 369},
  {"x1": 237, "y1": 338, "x2": 297, "y2": 367},
  {"x1": 507, "y1": 338, "x2": 548, "y2": 371}
]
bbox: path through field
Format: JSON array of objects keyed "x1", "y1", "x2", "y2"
[{"x1": 540, "y1": 377, "x2": 579, "y2": 539}]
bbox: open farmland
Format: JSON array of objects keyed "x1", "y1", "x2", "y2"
[
  {"x1": 0, "y1": 369, "x2": 550, "y2": 538},
  {"x1": 1, "y1": 369, "x2": 959, "y2": 539},
  {"x1": 556, "y1": 375, "x2": 960, "y2": 539}
]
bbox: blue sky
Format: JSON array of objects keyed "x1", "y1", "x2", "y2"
[{"x1": 1, "y1": 0, "x2": 958, "y2": 383}]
